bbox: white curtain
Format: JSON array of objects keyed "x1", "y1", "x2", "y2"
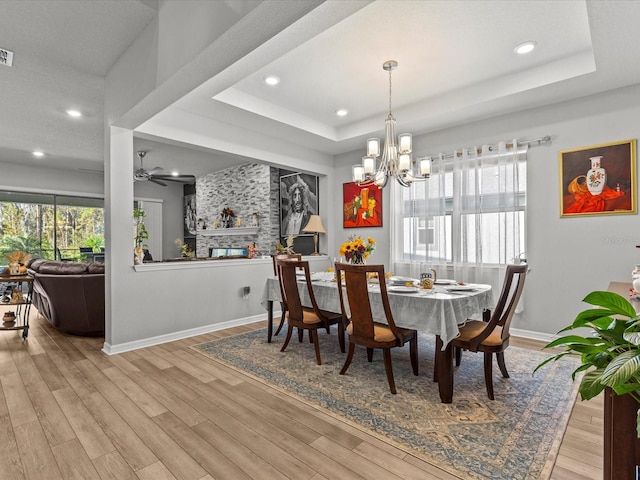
[{"x1": 391, "y1": 140, "x2": 527, "y2": 304}]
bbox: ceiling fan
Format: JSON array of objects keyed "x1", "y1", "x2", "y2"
[{"x1": 134, "y1": 151, "x2": 195, "y2": 186}]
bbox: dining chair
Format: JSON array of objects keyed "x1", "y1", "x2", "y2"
[
  {"x1": 271, "y1": 253, "x2": 302, "y2": 337},
  {"x1": 439, "y1": 263, "x2": 527, "y2": 400},
  {"x1": 79, "y1": 247, "x2": 94, "y2": 261},
  {"x1": 334, "y1": 262, "x2": 418, "y2": 394},
  {"x1": 276, "y1": 259, "x2": 344, "y2": 364}
]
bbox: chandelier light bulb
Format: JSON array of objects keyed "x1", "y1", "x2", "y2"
[
  {"x1": 398, "y1": 133, "x2": 412, "y2": 154},
  {"x1": 363, "y1": 156, "x2": 375, "y2": 175},
  {"x1": 367, "y1": 138, "x2": 380, "y2": 158},
  {"x1": 419, "y1": 157, "x2": 431, "y2": 177},
  {"x1": 398, "y1": 153, "x2": 411, "y2": 172},
  {"x1": 352, "y1": 165, "x2": 365, "y2": 183}
]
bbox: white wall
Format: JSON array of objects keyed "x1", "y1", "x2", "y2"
[
  {"x1": 334, "y1": 82, "x2": 640, "y2": 338},
  {"x1": 134, "y1": 180, "x2": 184, "y2": 259}
]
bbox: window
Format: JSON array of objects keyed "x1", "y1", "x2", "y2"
[
  {"x1": 392, "y1": 143, "x2": 527, "y2": 272},
  {"x1": 0, "y1": 191, "x2": 104, "y2": 262}
]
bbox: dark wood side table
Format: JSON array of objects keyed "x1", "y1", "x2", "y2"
[{"x1": 604, "y1": 281, "x2": 640, "y2": 480}]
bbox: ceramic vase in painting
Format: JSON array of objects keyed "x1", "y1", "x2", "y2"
[{"x1": 587, "y1": 156, "x2": 606, "y2": 195}]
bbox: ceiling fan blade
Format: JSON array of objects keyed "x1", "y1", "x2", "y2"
[
  {"x1": 152, "y1": 174, "x2": 196, "y2": 184},
  {"x1": 146, "y1": 166, "x2": 164, "y2": 176},
  {"x1": 148, "y1": 178, "x2": 167, "y2": 186}
]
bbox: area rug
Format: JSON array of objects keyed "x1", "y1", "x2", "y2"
[{"x1": 192, "y1": 328, "x2": 580, "y2": 480}]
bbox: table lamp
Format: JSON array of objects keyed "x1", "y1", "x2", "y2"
[{"x1": 302, "y1": 215, "x2": 326, "y2": 256}]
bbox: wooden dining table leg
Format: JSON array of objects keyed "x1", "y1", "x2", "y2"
[
  {"x1": 435, "y1": 335, "x2": 454, "y2": 403},
  {"x1": 267, "y1": 300, "x2": 274, "y2": 343}
]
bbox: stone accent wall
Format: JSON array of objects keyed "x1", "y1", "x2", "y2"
[{"x1": 195, "y1": 163, "x2": 278, "y2": 257}]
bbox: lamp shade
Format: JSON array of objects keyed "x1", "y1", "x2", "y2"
[{"x1": 302, "y1": 215, "x2": 326, "y2": 233}]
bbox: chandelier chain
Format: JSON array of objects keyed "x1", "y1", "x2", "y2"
[{"x1": 388, "y1": 67, "x2": 393, "y2": 117}]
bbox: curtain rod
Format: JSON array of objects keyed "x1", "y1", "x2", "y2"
[{"x1": 420, "y1": 135, "x2": 552, "y2": 161}]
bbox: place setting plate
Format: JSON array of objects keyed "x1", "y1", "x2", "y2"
[
  {"x1": 388, "y1": 276, "x2": 418, "y2": 285},
  {"x1": 388, "y1": 286, "x2": 420, "y2": 294},
  {"x1": 434, "y1": 279, "x2": 457, "y2": 285},
  {"x1": 311, "y1": 272, "x2": 334, "y2": 282},
  {"x1": 444, "y1": 284, "x2": 477, "y2": 292}
]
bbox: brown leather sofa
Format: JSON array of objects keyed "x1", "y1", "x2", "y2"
[{"x1": 28, "y1": 258, "x2": 105, "y2": 336}]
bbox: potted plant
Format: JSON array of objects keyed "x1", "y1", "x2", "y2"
[
  {"x1": 133, "y1": 208, "x2": 148, "y2": 264},
  {"x1": 535, "y1": 290, "x2": 640, "y2": 478}
]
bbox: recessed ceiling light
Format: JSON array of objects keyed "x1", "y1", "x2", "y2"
[
  {"x1": 66, "y1": 109, "x2": 82, "y2": 117},
  {"x1": 514, "y1": 41, "x2": 537, "y2": 55},
  {"x1": 336, "y1": 109, "x2": 349, "y2": 117},
  {"x1": 32, "y1": 151, "x2": 44, "y2": 157},
  {"x1": 264, "y1": 75, "x2": 280, "y2": 86},
  {"x1": 171, "y1": 171, "x2": 179, "y2": 177}
]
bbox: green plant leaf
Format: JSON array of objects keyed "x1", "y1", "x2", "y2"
[
  {"x1": 602, "y1": 351, "x2": 640, "y2": 387},
  {"x1": 543, "y1": 335, "x2": 606, "y2": 349},
  {"x1": 579, "y1": 369, "x2": 606, "y2": 400},
  {"x1": 583, "y1": 291, "x2": 637, "y2": 318},
  {"x1": 612, "y1": 383, "x2": 640, "y2": 395},
  {"x1": 571, "y1": 309, "x2": 617, "y2": 329},
  {"x1": 590, "y1": 316, "x2": 617, "y2": 330},
  {"x1": 591, "y1": 351, "x2": 613, "y2": 368},
  {"x1": 623, "y1": 331, "x2": 640, "y2": 346},
  {"x1": 533, "y1": 351, "x2": 576, "y2": 374}
]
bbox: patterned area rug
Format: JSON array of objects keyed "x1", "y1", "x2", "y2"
[{"x1": 192, "y1": 328, "x2": 579, "y2": 480}]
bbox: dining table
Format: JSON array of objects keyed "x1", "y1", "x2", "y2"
[{"x1": 261, "y1": 273, "x2": 494, "y2": 403}]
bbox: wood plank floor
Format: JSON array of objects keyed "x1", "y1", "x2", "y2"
[{"x1": 0, "y1": 313, "x2": 603, "y2": 479}]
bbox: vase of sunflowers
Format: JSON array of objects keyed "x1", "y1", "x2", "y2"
[{"x1": 339, "y1": 236, "x2": 375, "y2": 265}]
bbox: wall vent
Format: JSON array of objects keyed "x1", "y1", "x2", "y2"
[{"x1": 0, "y1": 48, "x2": 13, "y2": 67}]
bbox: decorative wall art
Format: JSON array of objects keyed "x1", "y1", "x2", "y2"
[
  {"x1": 559, "y1": 139, "x2": 636, "y2": 217},
  {"x1": 184, "y1": 193, "x2": 197, "y2": 234},
  {"x1": 343, "y1": 182, "x2": 383, "y2": 228},
  {"x1": 279, "y1": 172, "x2": 319, "y2": 236}
]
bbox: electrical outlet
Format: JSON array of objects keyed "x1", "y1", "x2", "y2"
[{"x1": 242, "y1": 286, "x2": 250, "y2": 299}]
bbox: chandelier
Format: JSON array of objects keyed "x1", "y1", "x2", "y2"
[{"x1": 352, "y1": 60, "x2": 430, "y2": 188}]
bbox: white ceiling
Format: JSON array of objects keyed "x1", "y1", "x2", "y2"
[{"x1": 2, "y1": 0, "x2": 640, "y2": 179}]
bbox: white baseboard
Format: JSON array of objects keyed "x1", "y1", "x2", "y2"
[
  {"x1": 511, "y1": 327, "x2": 556, "y2": 343},
  {"x1": 101, "y1": 311, "x2": 281, "y2": 355},
  {"x1": 101, "y1": 315, "x2": 550, "y2": 355}
]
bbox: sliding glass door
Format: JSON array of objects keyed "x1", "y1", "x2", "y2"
[{"x1": 0, "y1": 191, "x2": 104, "y2": 262}]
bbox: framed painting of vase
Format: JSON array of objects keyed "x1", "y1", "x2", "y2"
[
  {"x1": 343, "y1": 182, "x2": 383, "y2": 228},
  {"x1": 559, "y1": 139, "x2": 636, "y2": 217}
]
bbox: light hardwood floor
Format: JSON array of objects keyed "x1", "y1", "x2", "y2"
[{"x1": 0, "y1": 313, "x2": 603, "y2": 480}]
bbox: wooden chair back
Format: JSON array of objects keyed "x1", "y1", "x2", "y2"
[
  {"x1": 334, "y1": 262, "x2": 401, "y2": 341},
  {"x1": 469, "y1": 263, "x2": 527, "y2": 351},
  {"x1": 273, "y1": 254, "x2": 302, "y2": 310},
  {"x1": 272, "y1": 253, "x2": 302, "y2": 275},
  {"x1": 276, "y1": 259, "x2": 322, "y2": 322}
]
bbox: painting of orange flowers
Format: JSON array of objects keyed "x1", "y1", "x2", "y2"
[{"x1": 343, "y1": 182, "x2": 382, "y2": 228}]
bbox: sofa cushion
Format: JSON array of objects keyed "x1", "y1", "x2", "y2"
[
  {"x1": 37, "y1": 261, "x2": 88, "y2": 275},
  {"x1": 28, "y1": 258, "x2": 48, "y2": 270},
  {"x1": 87, "y1": 262, "x2": 105, "y2": 274}
]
